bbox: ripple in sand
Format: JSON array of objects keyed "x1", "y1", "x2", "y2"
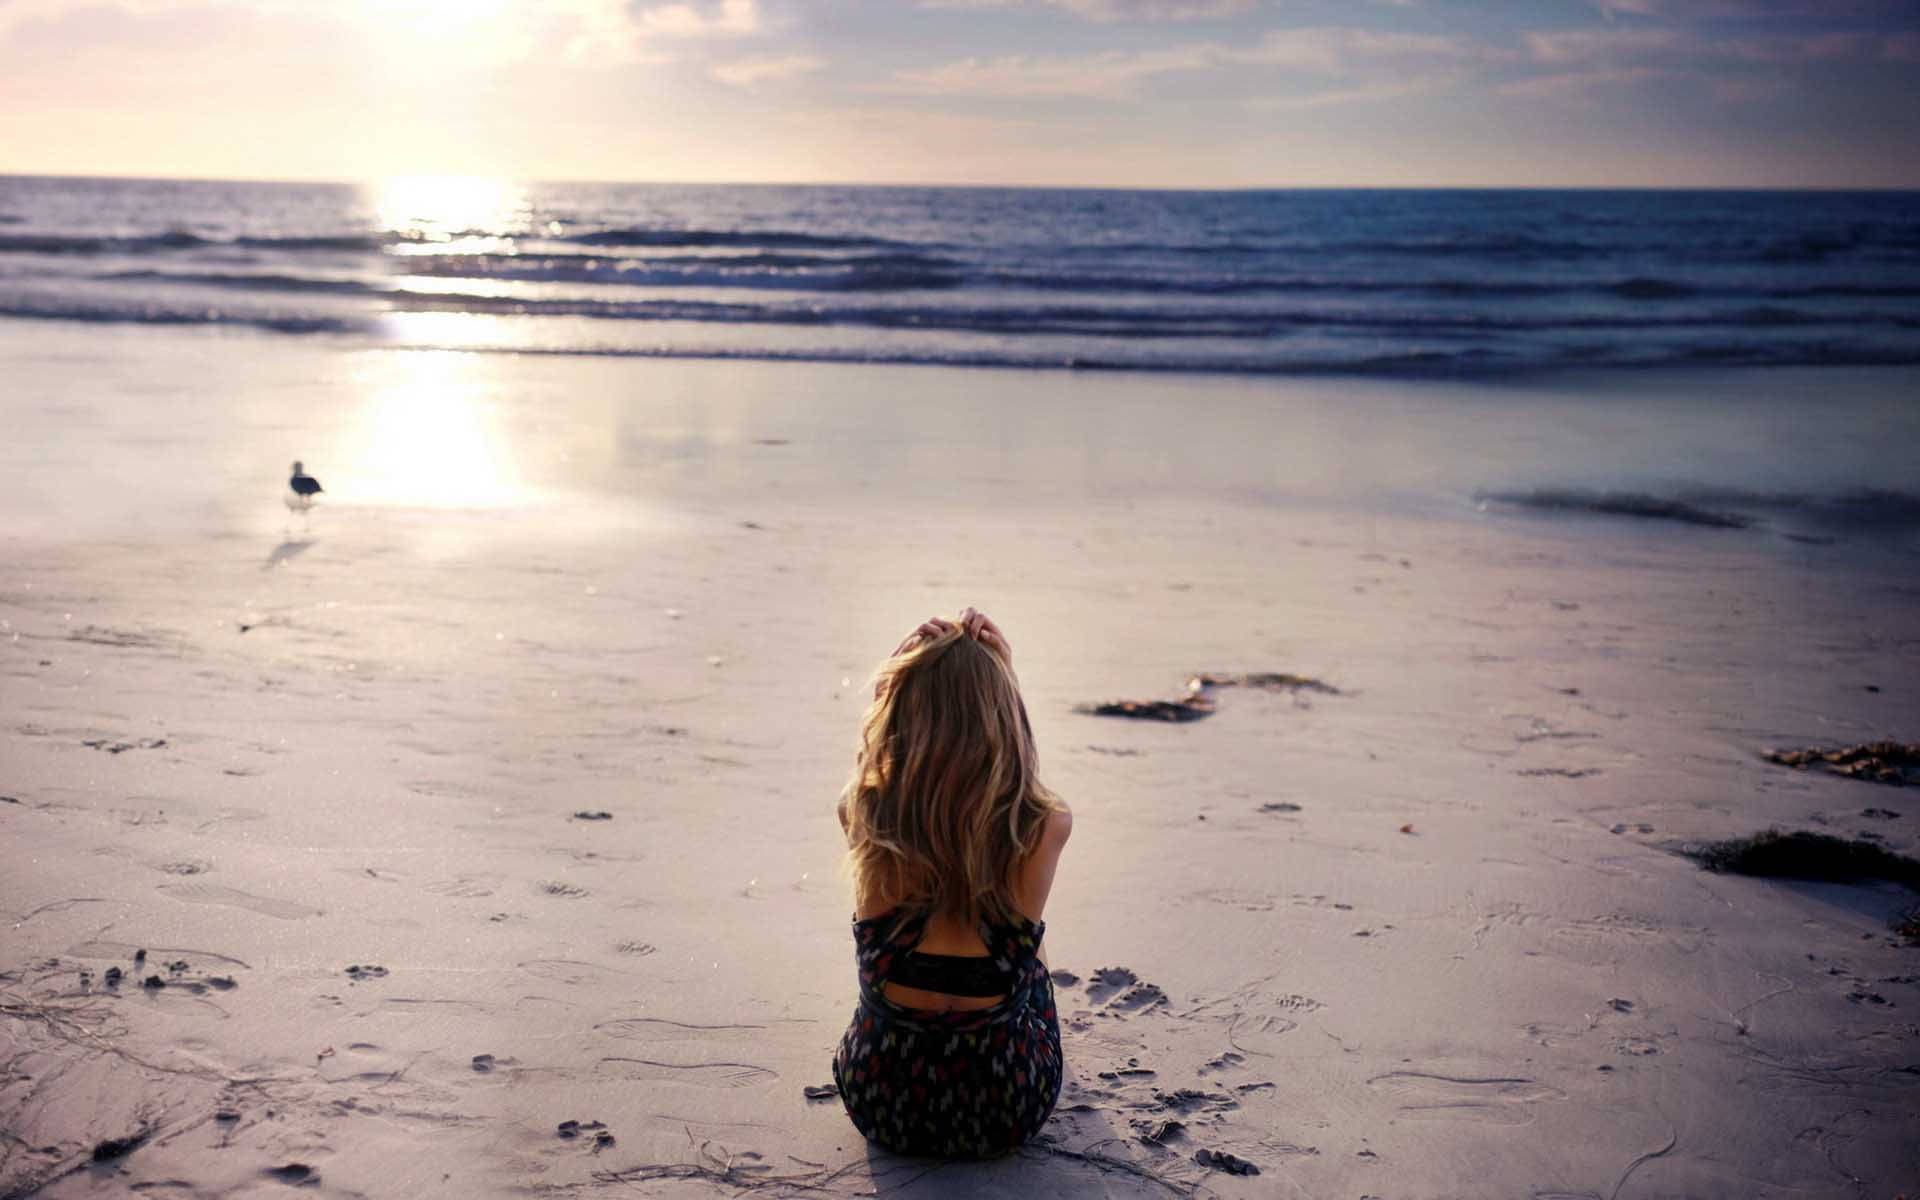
[
  {"x1": 1365, "y1": 1071, "x2": 1566, "y2": 1125},
  {"x1": 519, "y1": 959, "x2": 630, "y2": 986},
  {"x1": 157, "y1": 882, "x2": 321, "y2": 920},
  {"x1": 1190, "y1": 888, "x2": 1277, "y2": 912},
  {"x1": 66, "y1": 940, "x2": 251, "y2": 968},
  {"x1": 596, "y1": 1017, "x2": 768, "y2": 1041},
  {"x1": 597, "y1": 1056, "x2": 777, "y2": 1088},
  {"x1": 424, "y1": 875, "x2": 499, "y2": 898}
]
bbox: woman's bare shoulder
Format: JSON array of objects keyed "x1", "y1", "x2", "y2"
[{"x1": 1042, "y1": 803, "x2": 1072, "y2": 847}]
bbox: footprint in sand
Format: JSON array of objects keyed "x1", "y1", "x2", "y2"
[
  {"x1": 1365, "y1": 1071, "x2": 1566, "y2": 1125},
  {"x1": 1195, "y1": 991, "x2": 1322, "y2": 1056},
  {"x1": 158, "y1": 882, "x2": 320, "y2": 920},
  {"x1": 1086, "y1": 967, "x2": 1138, "y2": 1002},
  {"x1": 1085, "y1": 966, "x2": 1168, "y2": 1012},
  {"x1": 1200, "y1": 1051, "x2": 1246, "y2": 1074}
]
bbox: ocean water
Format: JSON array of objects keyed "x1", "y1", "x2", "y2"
[{"x1": 2, "y1": 176, "x2": 1918, "y2": 374}]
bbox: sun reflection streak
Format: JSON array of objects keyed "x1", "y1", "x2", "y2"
[
  {"x1": 370, "y1": 175, "x2": 527, "y2": 242},
  {"x1": 349, "y1": 352, "x2": 524, "y2": 508}
]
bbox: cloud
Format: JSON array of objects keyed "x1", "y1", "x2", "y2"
[
  {"x1": 1249, "y1": 74, "x2": 1456, "y2": 110},
  {"x1": 536, "y1": 0, "x2": 670, "y2": 66},
  {"x1": 1499, "y1": 65, "x2": 1665, "y2": 98},
  {"x1": 633, "y1": 0, "x2": 757, "y2": 36},
  {"x1": 889, "y1": 44, "x2": 1219, "y2": 98},
  {"x1": 712, "y1": 52, "x2": 823, "y2": 84},
  {"x1": 918, "y1": 0, "x2": 1255, "y2": 19},
  {"x1": 1244, "y1": 27, "x2": 1495, "y2": 70},
  {"x1": 1525, "y1": 24, "x2": 1920, "y2": 67},
  {"x1": 1524, "y1": 27, "x2": 1687, "y2": 64},
  {"x1": 1045, "y1": 0, "x2": 1255, "y2": 18},
  {"x1": 1589, "y1": 0, "x2": 1919, "y2": 17},
  {"x1": 887, "y1": 25, "x2": 1497, "y2": 99}
]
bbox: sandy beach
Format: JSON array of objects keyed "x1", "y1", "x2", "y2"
[{"x1": 3, "y1": 320, "x2": 1918, "y2": 1198}]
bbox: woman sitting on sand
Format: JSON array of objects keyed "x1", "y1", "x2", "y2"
[{"x1": 832, "y1": 608, "x2": 1073, "y2": 1158}]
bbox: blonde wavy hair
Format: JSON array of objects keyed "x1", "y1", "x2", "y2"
[{"x1": 842, "y1": 622, "x2": 1061, "y2": 925}]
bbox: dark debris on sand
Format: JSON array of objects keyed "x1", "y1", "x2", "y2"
[
  {"x1": 81, "y1": 737, "x2": 167, "y2": 755},
  {"x1": 90, "y1": 1134, "x2": 146, "y2": 1163},
  {"x1": 1133, "y1": 1118, "x2": 1185, "y2": 1146},
  {"x1": 1475, "y1": 488, "x2": 1753, "y2": 529},
  {"x1": 1194, "y1": 1148, "x2": 1260, "y2": 1175},
  {"x1": 1077, "y1": 696, "x2": 1215, "y2": 723},
  {"x1": 1680, "y1": 830, "x2": 1920, "y2": 889},
  {"x1": 1764, "y1": 742, "x2": 1920, "y2": 786},
  {"x1": 264, "y1": 1163, "x2": 317, "y2": 1185},
  {"x1": 1895, "y1": 909, "x2": 1920, "y2": 945},
  {"x1": 1078, "y1": 670, "x2": 1340, "y2": 724},
  {"x1": 1189, "y1": 672, "x2": 1340, "y2": 696}
]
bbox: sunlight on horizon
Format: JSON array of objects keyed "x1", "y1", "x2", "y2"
[{"x1": 370, "y1": 175, "x2": 528, "y2": 243}]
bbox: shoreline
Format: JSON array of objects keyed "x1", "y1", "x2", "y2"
[{"x1": 9, "y1": 313, "x2": 1920, "y2": 379}]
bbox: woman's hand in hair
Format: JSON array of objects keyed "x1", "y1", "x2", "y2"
[
  {"x1": 892, "y1": 617, "x2": 954, "y2": 657},
  {"x1": 960, "y1": 607, "x2": 1012, "y2": 668}
]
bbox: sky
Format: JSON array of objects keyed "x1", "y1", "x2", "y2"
[{"x1": 2, "y1": 0, "x2": 1918, "y2": 187}]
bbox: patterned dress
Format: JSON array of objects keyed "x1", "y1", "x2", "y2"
[{"x1": 831, "y1": 907, "x2": 1063, "y2": 1158}]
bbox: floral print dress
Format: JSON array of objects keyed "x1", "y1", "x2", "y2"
[{"x1": 831, "y1": 907, "x2": 1063, "y2": 1158}]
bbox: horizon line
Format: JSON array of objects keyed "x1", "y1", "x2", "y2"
[{"x1": 4, "y1": 168, "x2": 1919, "y2": 195}]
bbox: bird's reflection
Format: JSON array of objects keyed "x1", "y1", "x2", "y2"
[{"x1": 264, "y1": 539, "x2": 315, "y2": 570}]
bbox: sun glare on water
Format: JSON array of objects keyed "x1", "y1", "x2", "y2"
[
  {"x1": 347, "y1": 351, "x2": 526, "y2": 510},
  {"x1": 371, "y1": 175, "x2": 527, "y2": 245}
]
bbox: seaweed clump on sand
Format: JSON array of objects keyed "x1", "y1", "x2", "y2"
[
  {"x1": 1475, "y1": 489, "x2": 1753, "y2": 529},
  {"x1": 1076, "y1": 695, "x2": 1216, "y2": 723},
  {"x1": 1076, "y1": 671, "x2": 1340, "y2": 723},
  {"x1": 1188, "y1": 672, "x2": 1340, "y2": 696},
  {"x1": 1763, "y1": 742, "x2": 1920, "y2": 787},
  {"x1": 1681, "y1": 830, "x2": 1920, "y2": 889}
]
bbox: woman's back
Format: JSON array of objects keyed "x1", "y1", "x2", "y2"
[
  {"x1": 831, "y1": 610, "x2": 1072, "y2": 1157},
  {"x1": 854, "y1": 805, "x2": 1072, "y2": 1013}
]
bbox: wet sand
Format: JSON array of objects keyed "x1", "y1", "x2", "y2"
[{"x1": 3, "y1": 322, "x2": 1918, "y2": 1197}]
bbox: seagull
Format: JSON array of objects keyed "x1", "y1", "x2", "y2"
[{"x1": 287, "y1": 460, "x2": 323, "y2": 515}]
